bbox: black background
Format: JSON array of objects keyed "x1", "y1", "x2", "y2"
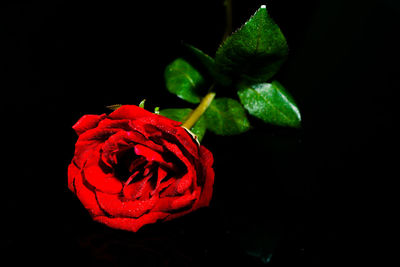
[{"x1": 2, "y1": 0, "x2": 397, "y2": 265}]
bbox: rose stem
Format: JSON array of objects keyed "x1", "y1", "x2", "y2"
[
  {"x1": 182, "y1": 0, "x2": 232, "y2": 129},
  {"x1": 182, "y1": 90, "x2": 216, "y2": 129},
  {"x1": 222, "y1": 0, "x2": 233, "y2": 42}
]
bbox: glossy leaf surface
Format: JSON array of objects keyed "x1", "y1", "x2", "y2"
[
  {"x1": 204, "y1": 98, "x2": 250, "y2": 135},
  {"x1": 238, "y1": 81, "x2": 301, "y2": 127},
  {"x1": 215, "y1": 5, "x2": 288, "y2": 83},
  {"x1": 164, "y1": 58, "x2": 205, "y2": 104}
]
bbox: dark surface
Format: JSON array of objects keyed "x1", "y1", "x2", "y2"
[{"x1": 2, "y1": 0, "x2": 396, "y2": 265}]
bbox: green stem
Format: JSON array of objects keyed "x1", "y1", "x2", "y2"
[
  {"x1": 182, "y1": 91, "x2": 216, "y2": 129},
  {"x1": 182, "y1": 1, "x2": 232, "y2": 130},
  {"x1": 222, "y1": 0, "x2": 233, "y2": 42}
]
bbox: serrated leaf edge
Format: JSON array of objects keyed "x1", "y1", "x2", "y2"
[{"x1": 217, "y1": 5, "x2": 267, "y2": 50}]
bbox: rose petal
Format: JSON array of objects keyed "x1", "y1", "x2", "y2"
[
  {"x1": 72, "y1": 128, "x2": 118, "y2": 168},
  {"x1": 97, "y1": 118, "x2": 132, "y2": 131},
  {"x1": 134, "y1": 144, "x2": 164, "y2": 163},
  {"x1": 72, "y1": 141, "x2": 102, "y2": 168},
  {"x1": 151, "y1": 167, "x2": 168, "y2": 196},
  {"x1": 78, "y1": 128, "x2": 120, "y2": 143},
  {"x1": 171, "y1": 190, "x2": 198, "y2": 210},
  {"x1": 93, "y1": 212, "x2": 169, "y2": 232},
  {"x1": 153, "y1": 123, "x2": 200, "y2": 160},
  {"x1": 122, "y1": 173, "x2": 153, "y2": 200},
  {"x1": 154, "y1": 191, "x2": 197, "y2": 212},
  {"x1": 162, "y1": 188, "x2": 203, "y2": 222},
  {"x1": 200, "y1": 145, "x2": 214, "y2": 168},
  {"x1": 124, "y1": 171, "x2": 139, "y2": 186},
  {"x1": 161, "y1": 139, "x2": 196, "y2": 194},
  {"x1": 128, "y1": 158, "x2": 147, "y2": 173},
  {"x1": 130, "y1": 117, "x2": 180, "y2": 140},
  {"x1": 99, "y1": 131, "x2": 133, "y2": 167},
  {"x1": 108, "y1": 105, "x2": 154, "y2": 121},
  {"x1": 72, "y1": 114, "x2": 106, "y2": 135},
  {"x1": 126, "y1": 131, "x2": 164, "y2": 152},
  {"x1": 194, "y1": 146, "x2": 215, "y2": 208},
  {"x1": 83, "y1": 149, "x2": 123, "y2": 194},
  {"x1": 96, "y1": 191, "x2": 156, "y2": 218},
  {"x1": 155, "y1": 176, "x2": 176, "y2": 197},
  {"x1": 74, "y1": 169, "x2": 104, "y2": 216},
  {"x1": 67, "y1": 162, "x2": 80, "y2": 192},
  {"x1": 100, "y1": 131, "x2": 164, "y2": 167},
  {"x1": 140, "y1": 115, "x2": 182, "y2": 128}
]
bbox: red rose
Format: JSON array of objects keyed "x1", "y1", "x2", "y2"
[{"x1": 68, "y1": 105, "x2": 214, "y2": 232}]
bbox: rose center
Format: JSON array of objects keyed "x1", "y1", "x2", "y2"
[{"x1": 114, "y1": 148, "x2": 146, "y2": 182}]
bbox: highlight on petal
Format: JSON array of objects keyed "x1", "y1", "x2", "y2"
[{"x1": 72, "y1": 114, "x2": 106, "y2": 135}]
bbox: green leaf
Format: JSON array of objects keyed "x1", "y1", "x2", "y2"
[
  {"x1": 185, "y1": 44, "x2": 231, "y2": 86},
  {"x1": 164, "y1": 58, "x2": 205, "y2": 104},
  {"x1": 159, "y1": 108, "x2": 206, "y2": 142},
  {"x1": 215, "y1": 5, "x2": 288, "y2": 83},
  {"x1": 204, "y1": 97, "x2": 250, "y2": 135},
  {"x1": 238, "y1": 81, "x2": 301, "y2": 127}
]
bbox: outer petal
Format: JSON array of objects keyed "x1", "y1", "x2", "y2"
[
  {"x1": 78, "y1": 127, "x2": 119, "y2": 143},
  {"x1": 108, "y1": 105, "x2": 154, "y2": 121},
  {"x1": 93, "y1": 212, "x2": 169, "y2": 232},
  {"x1": 139, "y1": 114, "x2": 182, "y2": 128},
  {"x1": 160, "y1": 139, "x2": 196, "y2": 195},
  {"x1": 153, "y1": 191, "x2": 198, "y2": 212},
  {"x1": 165, "y1": 125, "x2": 201, "y2": 160},
  {"x1": 73, "y1": 128, "x2": 119, "y2": 167},
  {"x1": 139, "y1": 121, "x2": 199, "y2": 160},
  {"x1": 95, "y1": 191, "x2": 156, "y2": 218},
  {"x1": 96, "y1": 118, "x2": 133, "y2": 131},
  {"x1": 194, "y1": 146, "x2": 215, "y2": 208},
  {"x1": 74, "y1": 169, "x2": 105, "y2": 216},
  {"x1": 162, "y1": 188, "x2": 203, "y2": 222},
  {"x1": 72, "y1": 114, "x2": 106, "y2": 135},
  {"x1": 67, "y1": 162, "x2": 79, "y2": 192}
]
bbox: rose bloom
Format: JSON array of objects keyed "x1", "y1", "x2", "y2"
[{"x1": 68, "y1": 105, "x2": 214, "y2": 232}]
